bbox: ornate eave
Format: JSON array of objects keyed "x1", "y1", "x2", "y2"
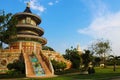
[
  {"x1": 16, "y1": 24, "x2": 44, "y2": 36},
  {"x1": 10, "y1": 35, "x2": 47, "y2": 45},
  {"x1": 14, "y1": 12, "x2": 41, "y2": 25}
]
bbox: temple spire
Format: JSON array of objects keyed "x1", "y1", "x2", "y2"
[
  {"x1": 24, "y1": 2, "x2": 32, "y2": 13},
  {"x1": 77, "y1": 44, "x2": 82, "y2": 55}
]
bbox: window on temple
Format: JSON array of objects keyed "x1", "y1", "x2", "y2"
[
  {"x1": 26, "y1": 17, "x2": 31, "y2": 24},
  {"x1": 31, "y1": 20, "x2": 36, "y2": 25},
  {"x1": 22, "y1": 19, "x2": 26, "y2": 24}
]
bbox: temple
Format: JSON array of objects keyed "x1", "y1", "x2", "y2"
[{"x1": 0, "y1": 3, "x2": 71, "y2": 77}]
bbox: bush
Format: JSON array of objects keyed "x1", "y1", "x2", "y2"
[
  {"x1": 7, "y1": 70, "x2": 21, "y2": 76},
  {"x1": 51, "y1": 60, "x2": 67, "y2": 72},
  {"x1": 7, "y1": 60, "x2": 25, "y2": 74},
  {"x1": 55, "y1": 68, "x2": 80, "y2": 75},
  {"x1": 63, "y1": 48, "x2": 81, "y2": 69},
  {"x1": 87, "y1": 67, "x2": 95, "y2": 74}
]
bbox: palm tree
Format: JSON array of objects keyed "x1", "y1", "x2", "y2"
[{"x1": 109, "y1": 55, "x2": 120, "y2": 71}]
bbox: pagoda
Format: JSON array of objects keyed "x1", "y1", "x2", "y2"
[
  {"x1": 0, "y1": 3, "x2": 54, "y2": 77},
  {"x1": 0, "y1": 2, "x2": 72, "y2": 77},
  {"x1": 10, "y1": 2, "x2": 47, "y2": 54}
]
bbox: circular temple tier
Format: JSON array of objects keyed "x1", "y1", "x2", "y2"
[{"x1": 9, "y1": 4, "x2": 47, "y2": 50}]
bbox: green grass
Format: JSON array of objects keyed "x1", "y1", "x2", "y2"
[{"x1": 1, "y1": 66, "x2": 120, "y2": 80}]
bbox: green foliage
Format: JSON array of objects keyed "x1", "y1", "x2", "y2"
[
  {"x1": 1, "y1": 66, "x2": 120, "y2": 79},
  {"x1": 89, "y1": 39, "x2": 112, "y2": 67},
  {"x1": 0, "y1": 12, "x2": 17, "y2": 48},
  {"x1": 94, "y1": 57, "x2": 101, "y2": 66},
  {"x1": 107, "y1": 55, "x2": 120, "y2": 71},
  {"x1": 51, "y1": 59, "x2": 66, "y2": 72},
  {"x1": 89, "y1": 39, "x2": 111, "y2": 56},
  {"x1": 63, "y1": 47, "x2": 80, "y2": 69},
  {"x1": 7, "y1": 60, "x2": 25, "y2": 74},
  {"x1": 7, "y1": 70, "x2": 21, "y2": 76},
  {"x1": 7, "y1": 63, "x2": 13, "y2": 70},
  {"x1": 55, "y1": 68, "x2": 80, "y2": 75},
  {"x1": 81, "y1": 50, "x2": 93, "y2": 71},
  {"x1": 42, "y1": 46, "x2": 55, "y2": 51},
  {"x1": 88, "y1": 67, "x2": 95, "y2": 74},
  {"x1": 70, "y1": 52, "x2": 80, "y2": 69}
]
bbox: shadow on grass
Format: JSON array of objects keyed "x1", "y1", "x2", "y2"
[
  {"x1": 0, "y1": 74, "x2": 26, "y2": 79},
  {"x1": 0, "y1": 73, "x2": 120, "y2": 80},
  {"x1": 68, "y1": 73, "x2": 120, "y2": 80},
  {"x1": 1, "y1": 67, "x2": 120, "y2": 80}
]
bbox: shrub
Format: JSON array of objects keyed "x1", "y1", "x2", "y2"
[
  {"x1": 51, "y1": 59, "x2": 66, "y2": 72},
  {"x1": 87, "y1": 67, "x2": 95, "y2": 74},
  {"x1": 7, "y1": 60, "x2": 25, "y2": 74},
  {"x1": 7, "y1": 70, "x2": 21, "y2": 76}
]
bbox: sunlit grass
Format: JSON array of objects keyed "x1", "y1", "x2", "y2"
[{"x1": 0, "y1": 66, "x2": 120, "y2": 80}]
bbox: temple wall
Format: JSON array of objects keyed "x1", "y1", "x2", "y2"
[
  {"x1": 42, "y1": 50, "x2": 72, "y2": 69},
  {"x1": 0, "y1": 49, "x2": 21, "y2": 73},
  {"x1": 0, "y1": 41, "x2": 42, "y2": 73},
  {"x1": 10, "y1": 41, "x2": 42, "y2": 54}
]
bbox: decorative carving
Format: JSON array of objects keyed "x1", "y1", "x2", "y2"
[{"x1": 1, "y1": 59, "x2": 7, "y2": 66}]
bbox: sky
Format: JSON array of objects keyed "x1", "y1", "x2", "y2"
[{"x1": 0, "y1": 0, "x2": 120, "y2": 56}]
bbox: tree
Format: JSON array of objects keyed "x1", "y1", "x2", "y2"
[
  {"x1": 81, "y1": 50, "x2": 93, "y2": 71},
  {"x1": 42, "y1": 46, "x2": 55, "y2": 51},
  {"x1": 0, "y1": 10, "x2": 5, "y2": 48},
  {"x1": 109, "y1": 55, "x2": 120, "y2": 71},
  {"x1": 51, "y1": 59, "x2": 66, "y2": 72},
  {"x1": 94, "y1": 57, "x2": 101, "y2": 66},
  {"x1": 89, "y1": 39, "x2": 111, "y2": 67},
  {"x1": 63, "y1": 47, "x2": 81, "y2": 69},
  {"x1": 0, "y1": 11, "x2": 17, "y2": 48}
]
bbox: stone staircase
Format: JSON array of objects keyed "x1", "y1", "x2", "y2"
[
  {"x1": 29, "y1": 54, "x2": 45, "y2": 76},
  {"x1": 23, "y1": 50, "x2": 54, "y2": 77}
]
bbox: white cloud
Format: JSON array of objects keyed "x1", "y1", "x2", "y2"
[
  {"x1": 26, "y1": 0, "x2": 46, "y2": 13},
  {"x1": 91, "y1": 0, "x2": 108, "y2": 18},
  {"x1": 48, "y1": 0, "x2": 59, "y2": 6},
  {"x1": 78, "y1": 0, "x2": 120, "y2": 55},
  {"x1": 48, "y1": 2, "x2": 54, "y2": 6},
  {"x1": 81, "y1": 0, "x2": 109, "y2": 18},
  {"x1": 78, "y1": 12, "x2": 120, "y2": 56}
]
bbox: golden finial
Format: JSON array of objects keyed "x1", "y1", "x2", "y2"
[{"x1": 27, "y1": 2, "x2": 30, "y2": 8}]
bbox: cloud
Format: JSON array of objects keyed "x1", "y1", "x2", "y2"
[
  {"x1": 25, "y1": 0, "x2": 46, "y2": 13},
  {"x1": 91, "y1": 0, "x2": 108, "y2": 17},
  {"x1": 55, "y1": 0, "x2": 59, "y2": 3},
  {"x1": 48, "y1": 0, "x2": 59, "y2": 6},
  {"x1": 24, "y1": 0, "x2": 60, "y2": 13},
  {"x1": 48, "y1": 2, "x2": 53, "y2": 6},
  {"x1": 81, "y1": 0, "x2": 109, "y2": 18},
  {"x1": 78, "y1": 0, "x2": 120, "y2": 55},
  {"x1": 78, "y1": 12, "x2": 120, "y2": 55}
]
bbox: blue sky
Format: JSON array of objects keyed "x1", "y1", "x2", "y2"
[{"x1": 0, "y1": 0, "x2": 120, "y2": 56}]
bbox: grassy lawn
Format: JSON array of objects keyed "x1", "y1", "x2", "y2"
[{"x1": 0, "y1": 66, "x2": 120, "y2": 80}]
